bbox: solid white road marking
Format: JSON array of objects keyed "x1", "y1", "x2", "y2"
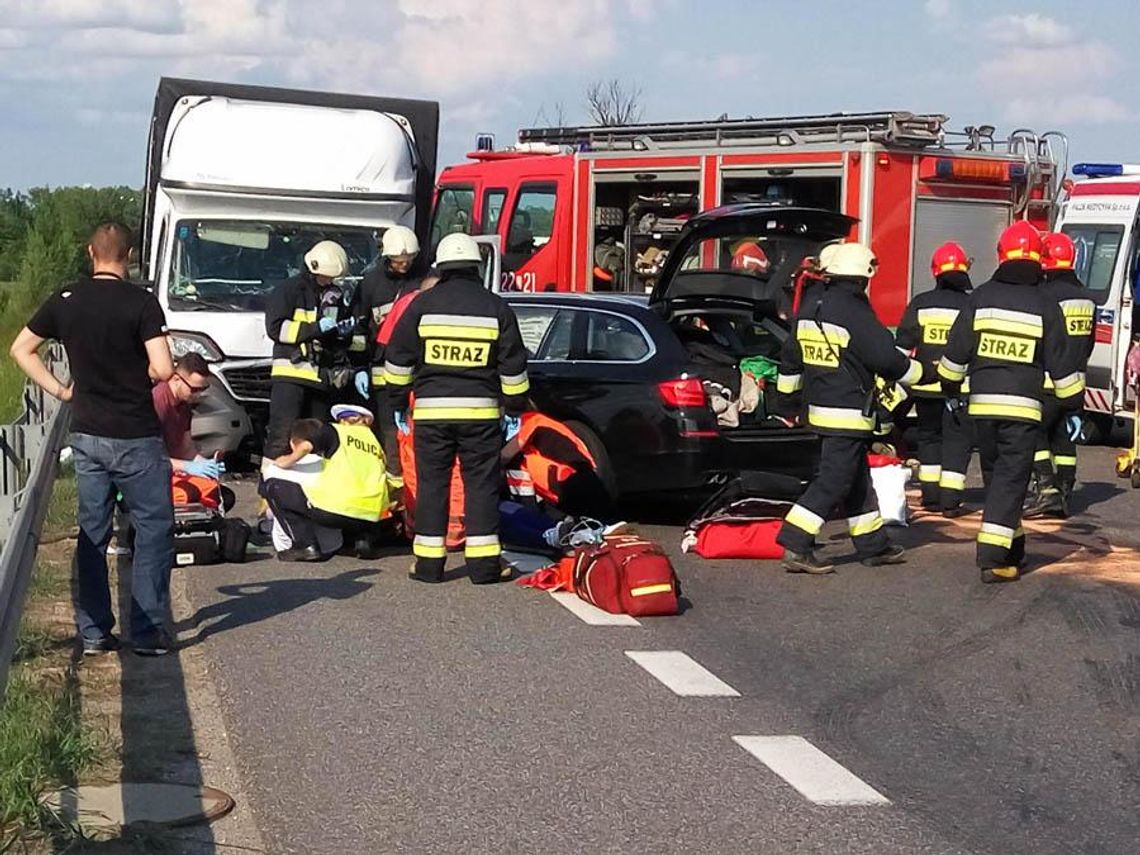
[
  {"x1": 625, "y1": 650, "x2": 741, "y2": 696},
  {"x1": 732, "y1": 735, "x2": 890, "y2": 806},
  {"x1": 550, "y1": 592, "x2": 640, "y2": 626}
]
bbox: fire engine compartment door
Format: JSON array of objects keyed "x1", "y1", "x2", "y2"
[
  {"x1": 719, "y1": 165, "x2": 843, "y2": 211},
  {"x1": 911, "y1": 198, "x2": 1011, "y2": 297}
]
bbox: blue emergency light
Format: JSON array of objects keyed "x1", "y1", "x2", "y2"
[{"x1": 1073, "y1": 163, "x2": 1124, "y2": 177}]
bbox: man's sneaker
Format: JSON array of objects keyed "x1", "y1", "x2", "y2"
[
  {"x1": 981, "y1": 565, "x2": 1021, "y2": 584},
  {"x1": 782, "y1": 549, "x2": 834, "y2": 575},
  {"x1": 277, "y1": 544, "x2": 323, "y2": 563},
  {"x1": 861, "y1": 544, "x2": 907, "y2": 567},
  {"x1": 132, "y1": 633, "x2": 174, "y2": 657},
  {"x1": 82, "y1": 634, "x2": 121, "y2": 656}
]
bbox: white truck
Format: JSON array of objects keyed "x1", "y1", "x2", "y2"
[
  {"x1": 1053, "y1": 162, "x2": 1140, "y2": 438},
  {"x1": 140, "y1": 78, "x2": 440, "y2": 457}
]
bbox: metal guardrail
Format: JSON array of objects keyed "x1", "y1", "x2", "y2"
[{"x1": 0, "y1": 346, "x2": 70, "y2": 697}]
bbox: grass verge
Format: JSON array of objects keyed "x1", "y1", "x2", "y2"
[{"x1": 0, "y1": 472, "x2": 113, "y2": 851}]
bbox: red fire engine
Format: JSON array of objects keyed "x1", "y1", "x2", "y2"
[{"x1": 431, "y1": 111, "x2": 1065, "y2": 324}]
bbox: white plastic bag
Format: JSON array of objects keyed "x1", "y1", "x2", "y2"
[{"x1": 870, "y1": 464, "x2": 910, "y2": 526}]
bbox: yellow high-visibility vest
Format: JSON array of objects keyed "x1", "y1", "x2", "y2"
[{"x1": 304, "y1": 424, "x2": 388, "y2": 521}]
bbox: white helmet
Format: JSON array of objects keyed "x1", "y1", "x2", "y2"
[
  {"x1": 304, "y1": 240, "x2": 349, "y2": 278},
  {"x1": 817, "y1": 242, "x2": 841, "y2": 272},
  {"x1": 823, "y1": 242, "x2": 878, "y2": 279},
  {"x1": 381, "y1": 225, "x2": 420, "y2": 258},
  {"x1": 435, "y1": 232, "x2": 482, "y2": 269}
]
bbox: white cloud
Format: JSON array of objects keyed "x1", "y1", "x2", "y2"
[
  {"x1": 985, "y1": 13, "x2": 1070, "y2": 47},
  {"x1": 977, "y1": 40, "x2": 1119, "y2": 87},
  {"x1": 1004, "y1": 94, "x2": 1129, "y2": 126},
  {"x1": 925, "y1": 0, "x2": 951, "y2": 20},
  {"x1": 0, "y1": 0, "x2": 181, "y2": 32}
]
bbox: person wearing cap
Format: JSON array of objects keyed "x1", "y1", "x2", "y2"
[
  {"x1": 384, "y1": 232, "x2": 529, "y2": 584},
  {"x1": 895, "y1": 241, "x2": 976, "y2": 516},
  {"x1": 773, "y1": 242, "x2": 929, "y2": 575},
  {"x1": 261, "y1": 404, "x2": 390, "y2": 561},
  {"x1": 938, "y1": 222, "x2": 1084, "y2": 583},
  {"x1": 263, "y1": 240, "x2": 358, "y2": 459}
]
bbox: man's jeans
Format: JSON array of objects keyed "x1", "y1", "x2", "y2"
[{"x1": 70, "y1": 433, "x2": 174, "y2": 642}]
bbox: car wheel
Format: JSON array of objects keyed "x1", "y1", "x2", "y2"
[{"x1": 565, "y1": 420, "x2": 619, "y2": 500}]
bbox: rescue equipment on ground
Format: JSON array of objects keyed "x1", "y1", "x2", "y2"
[
  {"x1": 172, "y1": 473, "x2": 248, "y2": 566},
  {"x1": 572, "y1": 535, "x2": 680, "y2": 617},
  {"x1": 868, "y1": 454, "x2": 910, "y2": 526},
  {"x1": 681, "y1": 472, "x2": 803, "y2": 559}
]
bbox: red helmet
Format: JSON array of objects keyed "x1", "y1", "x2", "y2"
[
  {"x1": 732, "y1": 241, "x2": 770, "y2": 274},
  {"x1": 997, "y1": 221, "x2": 1043, "y2": 263},
  {"x1": 930, "y1": 241, "x2": 970, "y2": 278},
  {"x1": 1041, "y1": 232, "x2": 1076, "y2": 271}
]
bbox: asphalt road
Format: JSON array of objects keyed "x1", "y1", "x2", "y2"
[{"x1": 179, "y1": 446, "x2": 1140, "y2": 854}]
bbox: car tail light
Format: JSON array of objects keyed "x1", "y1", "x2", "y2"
[{"x1": 658, "y1": 377, "x2": 707, "y2": 408}]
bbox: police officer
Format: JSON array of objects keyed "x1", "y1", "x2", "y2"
[
  {"x1": 384, "y1": 233, "x2": 529, "y2": 584},
  {"x1": 263, "y1": 241, "x2": 357, "y2": 459},
  {"x1": 360, "y1": 225, "x2": 423, "y2": 481},
  {"x1": 775, "y1": 242, "x2": 928, "y2": 574},
  {"x1": 938, "y1": 222, "x2": 1084, "y2": 583},
  {"x1": 1025, "y1": 231, "x2": 1095, "y2": 518},
  {"x1": 895, "y1": 242, "x2": 975, "y2": 515}
]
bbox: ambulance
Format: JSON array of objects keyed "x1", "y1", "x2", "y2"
[
  {"x1": 432, "y1": 111, "x2": 1065, "y2": 325},
  {"x1": 1052, "y1": 163, "x2": 1140, "y2": 437}
]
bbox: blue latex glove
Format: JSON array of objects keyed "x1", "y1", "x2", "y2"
[
  {"x1": 183, "y1": 458, "x2": 221, "y2": 479},
  {"x1": 502, "y1": 414, "x2": 521, "y2": 441},
  {"x1": 1065, "y1": 414, "x2": 1084, "y2": 442},
  {"x1": 318, "y1": 316, "x2": 338, "y2": 334},
  {"x1": 335, "y1": 317, "x2": 356, "y2": 337},
  {"x1": 394, "y1": 410, "x2": 410, "y2": 435},
  {"x1": 354, "y1": 370, "x2": 369, "y2": 398}
]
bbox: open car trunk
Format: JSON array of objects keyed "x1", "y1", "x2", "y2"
[{"x1": 649, "y1": 204, "x2": 856, "y2": 434}]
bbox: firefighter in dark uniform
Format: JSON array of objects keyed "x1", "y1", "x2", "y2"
[
  {"x1": 359, "y1": 225, "x2": 422, "y2": 484},
  {"x1": 1025, "y1": 231, "x2": 1095, "y2": 518},
  {"x1": 263, "y1": 241, "x2": 358, "y2": 459},
  {"x1": 895, "y1": 241, "x2": 976, "y2": 516},
  {"x1": 384, "y1": 232, "x2": 529, "y2": 584},
  {"x1": 775, "y1": 242, "x2": 929, "y2": 574},
  {"x1": 938, "y1": 221, "x2": 1085, "y2": 583}
]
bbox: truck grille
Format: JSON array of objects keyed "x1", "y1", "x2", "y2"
[{"x1": 221, "y1": 365, "x2": 272, "y2": 402}]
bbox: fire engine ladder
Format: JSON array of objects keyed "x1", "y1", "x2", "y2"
[
  {"x1": 518, "y1": 111, "x2": 950, "y2": 151},
  {"x1": 1006, "y1": 129, "x2": 1067, "y2": 221}
]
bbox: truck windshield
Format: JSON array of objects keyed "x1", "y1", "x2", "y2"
[
  {"x1": 1061, "y1": 223, "x2": 1124, "y2": 306},
  {"x1": 168, "y1": 220, "x2": 380, "y2": 312}
]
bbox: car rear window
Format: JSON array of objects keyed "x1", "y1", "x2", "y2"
[{"x1": 583, "y1": 311, "x2": 650, "y2": 361}]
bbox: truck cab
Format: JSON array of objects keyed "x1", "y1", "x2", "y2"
[
  {"x1": 142, "y1": 78, "x2": 439, "y2": 457},
  {"x1": 1053, "y1": 162, "x2": 1140, "y2": 434}
]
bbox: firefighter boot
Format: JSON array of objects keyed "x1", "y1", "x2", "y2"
[
  {"x1": 782, "y1": 549, "x2": 835, "y2": 575},
  {"x1": 409, "y1": 557, "x2": 445, "y2": 584},
  {"x1": 1024, "y1": 487, "x2": 1064, "y2": 519},
  {"x1": 861, "y1": 543, "x2": 907, "y2": 567},
  {"x1": 981, "y1": 565, "x2": 1021, "y2": 584}
]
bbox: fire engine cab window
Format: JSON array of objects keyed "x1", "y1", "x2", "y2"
[
  {"x1": 504, "y1": 187, "x2": 557, "y2": 271},
  {"x1": 1062, "y1": 224, "x2": 1123, "y2": 305},
  {"x1": 481, "y1": 189, "x2": 507, "y2": 235},
  {"x1": 430, "y1": 187, "x2": 474, "y2": 250}
]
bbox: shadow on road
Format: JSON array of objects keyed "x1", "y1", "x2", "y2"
[{"x1": 176, "y1": 567, "x2": 380, "y2": 647}]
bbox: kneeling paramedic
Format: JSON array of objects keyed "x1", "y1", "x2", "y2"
[
  {"x1": 1025, "y1": 231, "x2": 1095, "y2": 519},
  {"x1": 938, "y1": 222, "x2": 1084, "y2": 583},
  {"x1": 262, "y1": 405, "x2": 389, "y2": 562},
  {"x1": 384, "y1": 233, "x2": 530, "y2": 584},
  {"x1": 895, "y1": 241, "x2": 976, "y2": 515},
  {"x1": 264, "y1": 240, "x2": 359, "y2": 459},
  {"x1": 774, "y1": 242, "x2": 929, "y2": 574}
]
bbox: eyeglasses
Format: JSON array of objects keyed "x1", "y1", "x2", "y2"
[{"x1": 177, "y1": 374, "x2": 210, "y2": 394}]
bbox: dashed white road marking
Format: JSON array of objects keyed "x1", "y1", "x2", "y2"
[
  {"x1": 733, "y1": 735, "x2": 890, "y2": 806},
  {"x1": 550, "y1": 592, "x2": 641, "y2": 626},
  {"x1": 625, "y1": 650, "x2": 740, "y2": 696}
]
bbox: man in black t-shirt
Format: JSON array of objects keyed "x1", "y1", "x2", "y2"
[{"x1": 10, "y1": 223, "x2": 177, "y2": 656}]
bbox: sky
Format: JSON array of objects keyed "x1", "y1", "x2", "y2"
[{"x1": 0, "y1": 0, "x2": 1138, "y2": 190}]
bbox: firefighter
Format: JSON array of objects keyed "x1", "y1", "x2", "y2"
[
  {"x1": 360, "y1": 225, "x2": 423, "y2": 484},
  {"x1": 264, "y1": 241, "x2": 358, "y2": 459},
  {"x1": 938, "y1": 222, "x2": 1084, "y2": 583},
  {"x1": 774, "y1": 242, "x2": 929, "y2": 574},
  {"x1": 384, "y1": 232, "x2": 529, "y2": 584},
  {"x1": 895, "y1": 241, "x2": 976, "y2": 516},
  {"x1": 1025, "y1": 231, "x2": 1095, "y2": 518}
]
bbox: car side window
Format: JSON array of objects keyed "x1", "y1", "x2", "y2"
[
  {"x1": 511, "y1": 305, "x2": 572, "y2": 361},
  {"x1": 582, "y1": 311, "x2": 650, "y2": 362}
]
